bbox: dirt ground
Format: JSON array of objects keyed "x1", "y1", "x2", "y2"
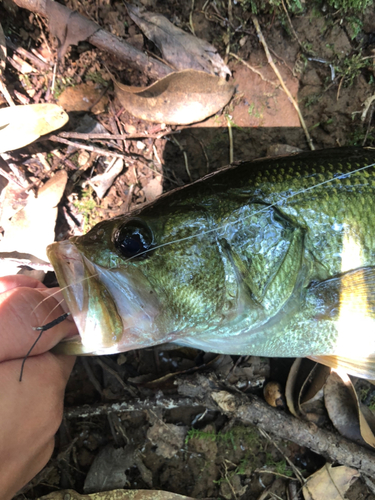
[{"x1": 2, "y1": 0, "x2": 375, "y2": 498}]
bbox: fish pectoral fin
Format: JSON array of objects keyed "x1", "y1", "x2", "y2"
[
  {"x1": 310, "y1": 266, "x2": 375, "y2": 320},
  {"x1": 308, "y1": 354, "x2": 375, "y2": 381}
]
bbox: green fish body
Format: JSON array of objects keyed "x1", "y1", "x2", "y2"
[{"x1": 47, "y1": 147, "x2": 375, "y2": 378}]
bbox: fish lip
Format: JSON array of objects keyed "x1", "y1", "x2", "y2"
[
  {"x1": 47, "y1": 240, "x2": 89, "y2": 342},
  {"x1": 47, "y1": 240, "x2": 167, "y2": 354}
]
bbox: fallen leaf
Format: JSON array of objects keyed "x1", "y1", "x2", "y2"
[
  {"x1": 114, "y1": 69, "x2": 235, "y2": 124},
  {"x1": 0, "y1": 103, "x2": 68, "y2": 153},
  {"x1": 324, "y1": 371, "x2": 375, "y2": 448},
  {"x1": 143, "y1": 176, "x2": 163, "y2": 202},
  {"x1": 57, "y1": 83, "x2": 108, "y2": 114},
  {"x1": 0, "y1": 22, "x2": 6, "y2": 74},
  {"x1": 38, "y1": 489, "x2": 195, "y2": 499},
  {"x1": 84, "y1": 444, "x2": 135, "y2": 493},
  {"x1": 0, "y1": 170, "x2": 67, "y2": 261},
  {"x1": 126, "y1": 3, "x2": 230, "y2": 78},
  {"x1": 46, "y1": 1, "x2": 99, "y2": 59},
  {"x1": 302, "y1": 464, "x2": 359, "y2": 500},
  {"x1": 85, "y1": 158, "x2": 123, "y2": 199}
]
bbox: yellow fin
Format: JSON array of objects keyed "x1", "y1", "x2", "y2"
[{"x1": 308, "y1": 354, "x2": 375, "y2": 381}]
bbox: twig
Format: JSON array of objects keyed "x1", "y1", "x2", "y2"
[
  {"x1": 0, "y1": 78, "x2": 15, "y2": 106},
  {"x1": 229, "y1": 52, "x2": 278, "y2": 87},
  {"x1": 58, "y1": 130, "x2": 177, "y2": 141},
  {"x1": 251, "y1": 14, "x2": 314, "y2": 151},
  {"x1": 6, "y1": 39, "x2": 50, "y2": 71},
  {"x1": 48, "y1": 134, "x2": 127, "y2": 159},
  {"x1": 280, "y1": 0, "x2": 301, "y2": 47},
  {"x1": 12, "y1": 0, "x2": 172, "y2": 81},
  {"x1": 64, "y1": 396, "x2": 203, "y2": 419},
  {"x1": 171, "y1": 136, "x2": 192, "y2": 181},
  {"x1": 227, "y1": 115, "x2": 234, "y2": 164}
]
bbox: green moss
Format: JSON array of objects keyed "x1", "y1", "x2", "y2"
[
  {"x1": 326, "y1": 0, "x2": 373, "y2": 12},
  {"x1": 73, "y1": 186, "x2": 98, "y2": 232}
]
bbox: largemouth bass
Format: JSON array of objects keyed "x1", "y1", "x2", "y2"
[{"x1": 47, "y1": 147, "x2": 375, "y2": 379}]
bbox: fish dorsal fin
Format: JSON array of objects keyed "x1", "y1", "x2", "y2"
[{"x1": 308, "y1": 355, "x2": 375, "y2": 382}]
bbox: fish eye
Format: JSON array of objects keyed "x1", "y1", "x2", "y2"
[{"x1": 113, "y1": 220, "x2": 154, "y2": 260}]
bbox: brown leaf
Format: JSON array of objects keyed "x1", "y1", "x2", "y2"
[
  {"x1": 325, "y1": 371, "x2": 375, "y2": 448},
  {"x1": 0, "y1": 103, "x2": 68, "y2": 152},
  {"x1": 46, "y1": 1, "x2": 99, "y2": 59},
  {"x1": 114, "y1": 69, "x2": 235, "y2": 124},
  {"x1": 143, "y1": 176, "x2": 163, "y2": 202},
  {"x1": 57, "y1": 83, "x2": 109, "y2": 114},
  {"x1": 302, "y1": 464, "x2": 359, "y2": 500},
  {"x1": 38, "y1": 490, "x2": 195, "y2": 499},
  {"x1": 126, "y1": 3, "x2": 230, "y2": 78}
]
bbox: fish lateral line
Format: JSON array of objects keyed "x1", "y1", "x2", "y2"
[{"x1": 44, "y1": 157, "x2": 375, "y2": 302}]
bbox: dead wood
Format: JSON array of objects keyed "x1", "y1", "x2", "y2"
[
  {"x1": 64, "y1": 372, "x2": 375, "y2": 477},
  {"x1": 11, "y1": 0, "x2": 172, "y2": 81}
]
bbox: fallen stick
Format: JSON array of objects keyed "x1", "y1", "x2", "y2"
[
  {"x1": 11, "y1": 0, "x2": 172, "y2": 81},
  {"x1": 64, "y1": 372, "x2": 375, "y2": 478}
]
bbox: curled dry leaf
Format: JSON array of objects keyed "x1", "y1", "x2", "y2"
[
  {"x1": 0, "y1": 22, "x2": 6, "y2": 74},
  {"x1": 46, "y1": 0, "x2": 99, "y2": 59},
  {"x1": 0, "y1": 103, "x2": 68, "y2": 153},
  {"x1": 114, "y1": 69, "x2": 235, "y2": 124},
  {"x1": 38, "y1": 490, "x2": 196, "y2": 500},
  {"x1": 302, "y1": 464, "x2": 359, "y2": 500},
  {"x1": 285, "y1": 359, "x2": 330, "y2": 425},
  {"x1": 126, "y1": 3, "x2": 230, "y2": 78},
  {"x1": 324, "y1": 371, "x2": 375, "y2": 448}
]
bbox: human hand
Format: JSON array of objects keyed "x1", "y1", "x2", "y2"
[{"x1": 0, "y1": 274, "x2": 77, "y2": 500}]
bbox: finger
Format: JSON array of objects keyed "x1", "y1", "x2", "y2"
[
  {"x1": 0, "y1": 286, "x2": 78, "y2": 362},
  {"x1": 0, "y1": 275, "x2": 46, "y2": 294}
]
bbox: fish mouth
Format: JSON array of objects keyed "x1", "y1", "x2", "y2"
[{"x1": 47, "y1": 240, "x2": 164, "y2": 355}]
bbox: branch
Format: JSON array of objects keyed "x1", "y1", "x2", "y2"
[{"x1": 11, "y1": 0, "x2": 172, "y2": 81}]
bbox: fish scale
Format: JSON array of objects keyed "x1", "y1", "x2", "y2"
[{"x1": 48, "y1": 147, "x2": 375, "y2": 378}]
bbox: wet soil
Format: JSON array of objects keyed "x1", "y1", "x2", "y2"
[{"x1": 1, "y1": 0, "x2": 375, "y2": 498}]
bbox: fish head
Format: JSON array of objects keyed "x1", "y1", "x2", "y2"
[{"x1": 47, "y1": 203, "x2": 233, "y2": 355}]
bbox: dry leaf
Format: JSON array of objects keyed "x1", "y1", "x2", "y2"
[
  {"x1": 285, "y1": 359, "x2": 330, "y2": 423},
  {"x1": 84, "y1": 444, "x2": 135, "y2": 493},
  {"x1": 114, "y1": 69, "x2": 235, "y2": 124},
  {"x1": 0, "y1": 104, "x2": 68, "y2": 153},
  {"x1": 325, "y1": 371, "x2": 375, "y2": 448},
  {"x1": 85, "y1": 158, "x2": 123, "y2": 199},
  {"x1": 38, "y1": 490, "x2": 195, "y2": 499},
  {"x1": 46, "y1": 1, "x2": 99, "y2": 59},
  {"x1": 143, "y1": 176, "x2": 163, "y2": 202},
  {"x1": 302, "y1": 464, "x2": 359, "y2": 500},
  {"x1": 0, "y1": 171, "x2": 67, "y2": 261},
  {"x1": 0, "y1": 22, "x2": 6, "y2": 74},
  {"x1": 57, "y1": 83, "x2": 108, "y2": 114},
  {"x1": 126, "y1": 3, "x2": 230, "y2": 78}
]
